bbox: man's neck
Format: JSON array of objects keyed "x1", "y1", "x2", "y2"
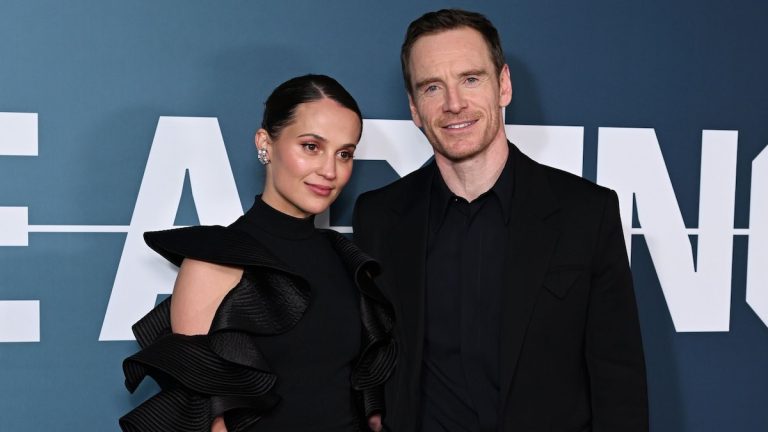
[{"x1": 435, "y1": 137, "x2": 509, "y2": 202}]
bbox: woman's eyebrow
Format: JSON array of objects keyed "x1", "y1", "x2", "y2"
[{"x1": 297, "y1": 133, "x2": 327, "y2": 142}]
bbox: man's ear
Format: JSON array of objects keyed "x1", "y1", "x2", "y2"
[
  {"x1": 499, "y1": 64, "x2": 512, "y2": 107},
  {"x1": 408, "y1": 93, "x2": 423, "y2": 128}
]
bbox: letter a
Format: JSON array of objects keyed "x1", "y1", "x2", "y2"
[{"x1": 99, "y1": 117, "x2": 242, "y2": 341}]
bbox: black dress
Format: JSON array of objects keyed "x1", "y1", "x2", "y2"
[{"x1": 120, "y1": 198, "x2": 396, "y2": 431}]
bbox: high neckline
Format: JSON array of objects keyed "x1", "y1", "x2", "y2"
[{"x1": 239, "y1": 196, "x2": 316, "y2": 240}]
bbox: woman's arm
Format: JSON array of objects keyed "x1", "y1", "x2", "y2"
[
  {"x1": 170, "y1": 258, "x2": 244, "y2": 432},
  {"x1": 170, "y1": 258, "x2": 244, "y2": 335}
]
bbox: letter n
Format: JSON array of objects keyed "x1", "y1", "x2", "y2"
[{"x1": 597, "y1": 128, "x2": 737, "y2": 332}]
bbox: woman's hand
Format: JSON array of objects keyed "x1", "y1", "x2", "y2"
[
  {"x1": 368, "y1": 413, "x2": 383, "y2": 431},
  {"x1": 211, "y1": 416, "x2": 227, "y2": 432}
]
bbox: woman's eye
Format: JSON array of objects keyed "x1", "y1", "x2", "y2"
[
  {"x1": 302, "y1": 143, "x2": 318, "y2": 152},
  {"x1": 337, "y1": 150, "x2": 354, "y2": 161}
]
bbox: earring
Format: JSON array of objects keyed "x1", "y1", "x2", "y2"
[{"x1": 257, "y1": 147, "x2": 271, "y2": 165}]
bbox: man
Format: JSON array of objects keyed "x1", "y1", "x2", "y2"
[{"x1": 353, "y1": 9, "x2": 648, "y2": 432}]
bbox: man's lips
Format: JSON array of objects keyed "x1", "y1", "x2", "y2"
[
  {"x1": 306, "y1": 183, "x2": 333, "y2": 197},
  {"x1": 441, "y1": 119, "x2": 478, "y2": 130}
]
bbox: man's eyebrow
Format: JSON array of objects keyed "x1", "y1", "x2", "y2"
[
  {"x1": 413, "y1": 77, "x2": 440, "y2": 90},
  {"x1": 297, "y1": 133, "x2": 327, "y2": 142},
  {"x1": 460, "y1": 69, "x2": 489, "y2": 78}
]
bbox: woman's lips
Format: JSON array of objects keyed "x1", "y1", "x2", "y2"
[{"x1": 306, "y1": 183, "x2": 333, "y2": 197}]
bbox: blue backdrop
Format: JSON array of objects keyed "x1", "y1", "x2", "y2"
[{"x1": 1, "y1": 1, "x2": 766, "y2": 430}]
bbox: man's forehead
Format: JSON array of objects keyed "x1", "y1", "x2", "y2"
[
  {"x1": 411, "y1": 27, "x2": 488, "y2": 53},
  {"x1": 408, "y1": 28, "x2": 495, "y2": 75}
]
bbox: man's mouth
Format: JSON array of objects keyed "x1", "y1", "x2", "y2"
[{"x1": 443, "y1": 120, "x2": 477, "y2": 130}]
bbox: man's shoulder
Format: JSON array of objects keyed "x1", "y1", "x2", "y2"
[
  {"x1": 518, "y1": 149, "x2": 614, "y2": 210},
  {"x1": 542, "y1": 162, "x2": 611, "y2": 198}
]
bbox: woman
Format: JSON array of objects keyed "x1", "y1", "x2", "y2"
[{"x1": 120, "y1": 75, "x2": 396, "y2": 432}]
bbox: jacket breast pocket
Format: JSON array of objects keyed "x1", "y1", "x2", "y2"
[{"x1": 543, "y1": 265, "x2": 585, "y2": 299}]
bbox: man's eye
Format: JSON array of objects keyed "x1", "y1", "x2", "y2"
[
  {"x1": 424, "y1": 84, "x2": 439, "y2": 93},
  {"x1": 466, "y1": 76, "x2": 480, "y2": 86}
]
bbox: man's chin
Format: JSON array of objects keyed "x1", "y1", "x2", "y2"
[{"x1": 434, "y1": 145, "x2": 486, "y2": 163}]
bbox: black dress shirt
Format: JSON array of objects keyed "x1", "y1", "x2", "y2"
[{"x1": 421, "y1": 154, "x2": 515, "y2": 432}]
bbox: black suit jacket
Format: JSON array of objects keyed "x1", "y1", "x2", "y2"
[{"x1": 353, "y1": 143, "x2": 648, "y2": 432}]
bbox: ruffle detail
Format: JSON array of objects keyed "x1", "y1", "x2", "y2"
[
  {"x1": 121, "y1": 225, "x2": 396, "y2": 429},
  {"x1": 121, "y1": 246, "x2": 310, "y2": 431},
  {"x1": 324, "y1": 230, "x2": 398, "y2": 417},
  {"x1": 120, "y1": 386, "x2": 212, "y2": 432},
  {"x1": 144, "y1": 226, "x2": 297, "y2": 276},
  {"x1": 351, "y1": 288, "x2": 398, "y2": 417}
]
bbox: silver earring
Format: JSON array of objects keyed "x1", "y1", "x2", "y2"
[{"x1": 257, "y1": 147, "x2": 270, "y2": 165}]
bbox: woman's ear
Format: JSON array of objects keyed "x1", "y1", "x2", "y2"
[
  {"x1": 255, "y1": 129, "x2": 273, "y2": 166},
  {"x1": 255, "y1": 128, "x2": 270, "y2": 151}
]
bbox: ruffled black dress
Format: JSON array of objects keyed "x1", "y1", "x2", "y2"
[{"x1": 120, "y1": 198, "x2": 396, "y2": 431}]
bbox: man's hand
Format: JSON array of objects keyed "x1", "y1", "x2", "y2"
[{"x1": 368, "y1": 413, "x2": 383, "y2": 431}]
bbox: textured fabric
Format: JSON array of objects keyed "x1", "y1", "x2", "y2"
[{"x1": 120, "y1": 204, "x2": 396, "y2": 431}]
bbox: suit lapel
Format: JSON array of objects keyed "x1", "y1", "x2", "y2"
[{"x1": 499, "y1": 146, "x2": 560, "y2": 409}]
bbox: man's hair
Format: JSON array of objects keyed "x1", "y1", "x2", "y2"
[{"x1": 401, "y1": 9, "x2": 505, "y2": 95}]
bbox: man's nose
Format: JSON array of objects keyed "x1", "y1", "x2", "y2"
[{"x1": 443, "y1": 86, "x2": 467, "y2": 113}]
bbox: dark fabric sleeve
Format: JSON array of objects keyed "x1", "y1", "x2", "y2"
[
  {"x1": 351, "y1": 267, "x2": 397, "y2": 418},
  {"x1": 349, "y1": 198, "x2": 399, "y2": 419},
  {"x1": 143, "y1": 227, "x2": 294, "y2": 274},
  {"x1": 585, "y1": 190, "x2": 649, "y2": 431},
  {"x1": 120, "y1": 228, "x2": 311, "y2": 431},
  {"x1": 120, "y1": 386, "x2": 212, "y2": 432},
  {"x1": 120, "y1": 293, "x2": 283, "y2": 431},
  {"x1": 324, "y1": 227, "x2": 397, "y2": 419}
]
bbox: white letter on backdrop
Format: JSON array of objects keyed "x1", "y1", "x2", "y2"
[
  {"x1": 0, "y1": 112, "x2": 40, "y2": 343},
  {"x1": 597, "y1": 128, "x2": 737, "y2": 332},
  {"x1": 747, "y1": 145, "x2": 768, "y2": 327},
  {"x1": 99, "y1": 117, "x2": 243, "y2": 341}
]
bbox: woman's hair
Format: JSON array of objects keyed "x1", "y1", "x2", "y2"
[{"x1": 261, "y1": 74, "x2": 363, "y2": 139}]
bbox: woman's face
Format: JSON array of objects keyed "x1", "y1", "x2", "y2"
[{"x1": 257, "y1": 97, "x2": 361, "y2": 218}]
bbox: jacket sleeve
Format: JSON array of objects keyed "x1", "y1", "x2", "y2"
[{"x1": 585, "y1": 190, "x2": 649, "y2": 431}]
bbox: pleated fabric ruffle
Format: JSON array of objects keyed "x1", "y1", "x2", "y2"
[
  {"x1": 121, "y1": 263, "x2": 308, "y2": 431},
  {"x1": 324, "y1": 230, "x2": 398, "y2": 417},
  {"x1": 120, "y1": 225, "x2": 396, "y2": 431}
]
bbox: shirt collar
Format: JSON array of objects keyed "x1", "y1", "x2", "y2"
[{"x1": 429, "y1": 142, "x2": 516, "y2": 230}]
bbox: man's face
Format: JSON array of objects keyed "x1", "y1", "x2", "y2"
[{"x1": 407, "y1": 27, "x2": 512, "y2": 163}]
